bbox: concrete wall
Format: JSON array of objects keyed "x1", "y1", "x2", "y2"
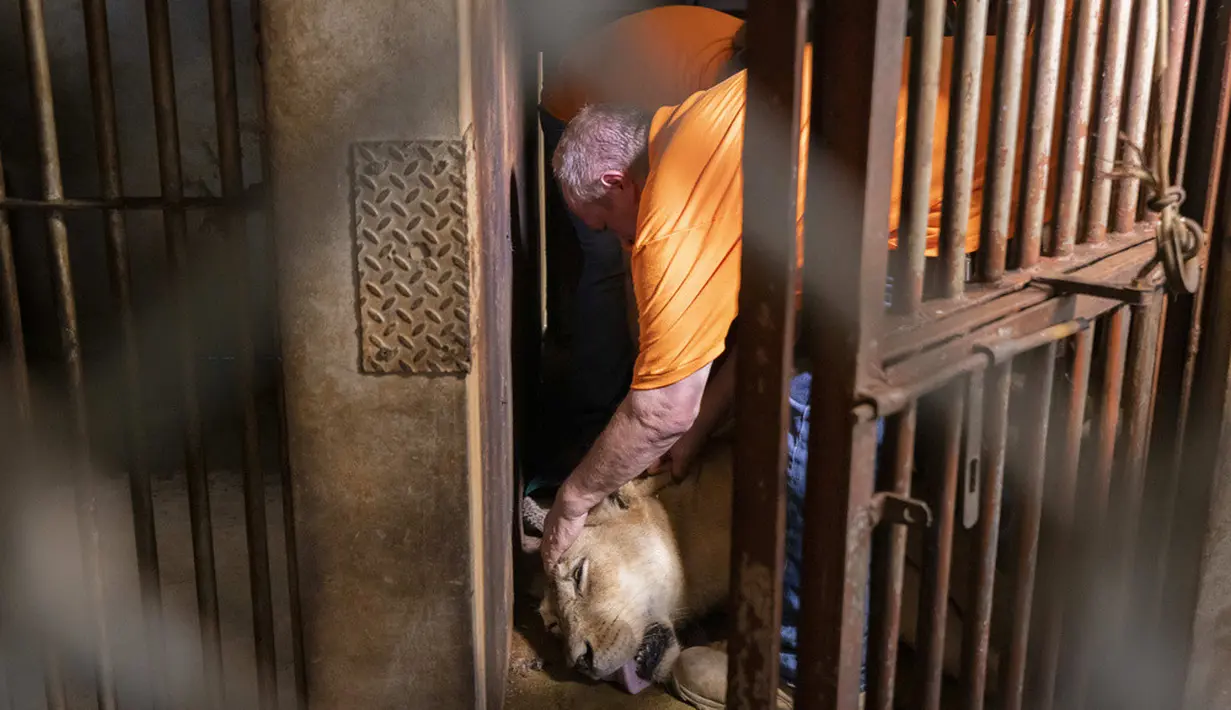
[{"x1": 258, "y1": 0, "x2": 522, "y2": 705}]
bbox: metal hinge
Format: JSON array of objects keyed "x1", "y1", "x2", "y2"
[{"x1": 868, "y1": 492, "x2": 932, "y2": 528}]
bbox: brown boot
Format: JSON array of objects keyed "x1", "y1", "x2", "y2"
[{"x1": 668, "y1": 646, "x2": 796, "y2": 710}]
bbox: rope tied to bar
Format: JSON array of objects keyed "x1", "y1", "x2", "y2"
[{"x1": 1106, "y1": 0, "x2": 1203, "y2": 295}]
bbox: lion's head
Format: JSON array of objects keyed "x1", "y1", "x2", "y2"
[{"x1": 523, "y1": 481, "x2": 686, "y2": 688}]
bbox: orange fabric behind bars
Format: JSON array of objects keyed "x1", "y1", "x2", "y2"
[{"x1": 886, "y1": 30, "x2": 1065, "y2": 255}]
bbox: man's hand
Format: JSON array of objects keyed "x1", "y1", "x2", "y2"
[
  {"x1": 539, "y1": 363, "x2": 712, "y2": 571},
  {"x1": 541, "y1": 484, "x2": 590, "y2": 570},
  {"x1": 648, "y1": 428, "x2": 703, "y2": 481}
]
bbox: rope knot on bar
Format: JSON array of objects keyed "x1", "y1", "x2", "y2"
[
  {"x1": 1108, "y1": 136, "x2": 1203, "y2": 294},
  {"x1": 1105, "y1": 0, "x2": 1203, "y2": 295}
]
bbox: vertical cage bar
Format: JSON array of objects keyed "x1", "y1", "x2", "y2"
[
  {"x1": 960, "y1": 361, "x2": 1011, "y2": 710},
  {"x1": 80, "y1": 0, "x2": 166, "y2": 703},
  {"x1": 726, "y1": 0, "x2": 806, "y2": 706},
  {"x1": 18, "y1": 0, "x2": 118, "y2": 708},
  {"x1": 1052, "y1": 0, "x2": 1105, "y2": 255},
  {"x1": 1027, "y1": 325, "x2": 1094, "y2": 710},
  {"x1": 1173, "y1": 0, "x2": 1209, "y2": 184},
  {"x1": 0, "y1": 155, "x2": 30, "y2": 433},
  {"x1": 246, "y1": 0, "x2": 309, "y2": 702},
  {"x1": 1001, "y1": 342, "x2": 1057, "y2": 710},
  {"x1": 1109, "y1": 299, "x2": 1164, "y2": 623},
  {"x1": 1112, "y1": 0, "x2": 1161, "y2": 232},
  {"x1": 796, "y1": 0, "x2": 902, "y2": 706},
  {"x1": 893, "y1": 0, "x2": 946, "y2": 313},
  {"x1": 938, "y1": 0, "x2": 990, "y2": 296},
  {"x1": 206, "y1": 0, "x2": 278, "y2": 706},
  {"x1": 1163, "y1": 0, "x2": 1194, "y2": 154},
  {"x1": 1016, "y1": 0, "x2": 1069, "y2": 269},
  {"x1": 865, "y1": 406, "x2": 915, "y2": 710},
  {"x1": 978, "y1": 0, "x2": 1031, "y2": 281},
  {"x1": 1068, "y1": 306, "x2": 1129, "y2": 710},
  {"x1": 142, "y1": 0, "x2": 225, "y2": 704},
  {"x1": 918, "y1": 384, "x2": 965, "y2": 710},
  {"x1": 1084, "y1": 0, "x2": 1136, "y2": 243},
  {"x1": 0, "y1": 144, "x2": 64, "y2": 710}
]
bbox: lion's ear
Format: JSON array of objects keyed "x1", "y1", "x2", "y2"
[{"x1": 585, "y1": 487, "x2": 634, "y2": 527}]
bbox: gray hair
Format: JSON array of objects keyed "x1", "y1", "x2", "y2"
[{"x1": 552, "y1": 103, "x2": 651, "y2": 204}]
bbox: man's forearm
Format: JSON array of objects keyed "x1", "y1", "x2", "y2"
[{"x1": 558, "y1": 363, "x2": 711, "y2": 516}]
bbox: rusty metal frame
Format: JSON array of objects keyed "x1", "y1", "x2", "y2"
[
  {"x1": 793, "y1": 1, "x2": 905, "y2": 708},
  {"x1": 725, "y1": 0, "x2": 808, "y2": 707},
  {"x1": 725, "y1": 0, "x2": 1230, "y2": 708}
]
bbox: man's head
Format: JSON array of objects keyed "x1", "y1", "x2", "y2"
[{"x1": 552, "y1": 103, "x2": 652, "y2": 244}]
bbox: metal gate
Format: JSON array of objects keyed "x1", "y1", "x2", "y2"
[
  {"x1": 0, "y1": 0, "x2": 305, "y2": 708},
  {"x1": 729, "y1": 0, "x2": 1230, "y2": 709}
]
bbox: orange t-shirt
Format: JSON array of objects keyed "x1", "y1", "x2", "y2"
[
  {"x1": 539, "y1": 6, "x2": 744, "y2": 123},
  {"x1": 630, "y1": 33, "x2": 1064, "y2": 390}
]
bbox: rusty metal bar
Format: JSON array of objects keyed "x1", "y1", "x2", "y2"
[
  {"x1": 1112, "y1": 0, "x2": 1162, "y2": 231},
  {"x1": 938, "y1": 0, "x2": 990, "y2": 296},
  {"x1": 1052, "y1": 0, "x2": 1105, "y2": 255},
  {"x1": 80, "y1": 1, "x2": 165, "y2": 704},
  {"x1": 207, "y1": 0, "x2": 278, "y2": 705},
  {"x1": 795, "y1": 0, "x2": 903, "y2": 706},
  {"x1": 246, "y1": 2, "x2": 308, "y2": 704},
  {"x1": 1174, "y1": 0, "x2": 1209, "y2": 183},
  {"x1": 726, "y1": 0, "x2": 806, "y2": 706},
  {"x1": 1068, "y1": 306, "x2": 1130, "y2": 710},
  {"x1": 1163, "y1": 0, "x2": 1194, "y2": 162},
  {"x1": 918, "y1": 384, "x2": 965, "y2": 710},
  {"x1": 1084, "y1": 0, "x2": 1136, "y2": 243},
  {"x1": 0, "y1": 146, "x2": 64, "y2": 710},
  {"x1": 1088, "y1": 0, "x2": 1132, "y2": 243},
  {"x1": 1001, "y1": 341, "x2": 1056, "y2": 710},
  {"x1": 865, "y1": 407, "x2": 915, "y2": 710},
  {"x1": 0, "y1": 195, "x2": 244, "y2": 211},
  {"x1": 893, "y1": 0, "x2": 946, "y2": 312},
  {"x1": 1016, "y1": 0, "x2": 1068, "y2": 268},
  {"x1": 1108, "y1": 298, "x2": 1165, "y2": 629},
  {"x1": 0, "y1": 156, "x2": 30, "y2": 434},
  {"x1": 19, "y1": 0, "x2": 117, "y2": 707},
  {"x1": 978, "y1": 0, "x2": 1031, "y2": 281},
  {"x1": 143, "y1": 0, "x2": 225, "y2": 704},
  {"x1": 1027, "y1": 325, "x2": 1094, "y2": 710},
  {"x1": 960, "y1": 360, "x2": 1011, "y2": 710}
]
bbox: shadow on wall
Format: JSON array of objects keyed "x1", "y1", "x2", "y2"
[{"x1": 0, "y1": 0, "x2": 281, "y2": 476}]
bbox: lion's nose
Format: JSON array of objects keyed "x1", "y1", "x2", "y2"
[{"x1": 573, "y1": 641, "x2": 595, "y2": 676}]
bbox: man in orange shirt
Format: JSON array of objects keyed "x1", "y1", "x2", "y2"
[
  {"x1": 531, "y1": 6, "x2": 746, "y2": 499},
  {"x1": 541, "y1": 63, "x2": 820, "y2": 707},
  {"x1": 539, "y1": 16, "x2": 1052, "y2": 707}
]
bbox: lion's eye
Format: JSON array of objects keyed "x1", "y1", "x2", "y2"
[{"x1": 572, "y1": 559, "x2": 587, "y2": 593}]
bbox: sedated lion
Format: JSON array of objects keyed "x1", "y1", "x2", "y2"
[{"x1": 522, "y1": 434, "x2": 1011, "y2": 700}]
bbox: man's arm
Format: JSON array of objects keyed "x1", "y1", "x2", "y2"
[{"x1": 540, "y1": 362, "x2": 711, "y2": 568}]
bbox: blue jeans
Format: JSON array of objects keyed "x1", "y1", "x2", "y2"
[
  {"x1": 779, "y1": 372, "x2": 884, "y2": 692},
  {"x1": 781, "y1": 276, "x2": 891, "y2": 691}
]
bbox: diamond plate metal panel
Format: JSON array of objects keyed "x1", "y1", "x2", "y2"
[{"x1": 351, "y1": 140, "x2": 471, "y2": 374}]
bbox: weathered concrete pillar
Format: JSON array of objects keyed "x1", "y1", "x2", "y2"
[{"x1": 257, "y1": 0, "x2": 517, "y2": 705}]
